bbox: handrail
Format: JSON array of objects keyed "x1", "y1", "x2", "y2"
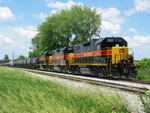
[{"x1": 129, "y1": 48, "x2": 134, "y2": 58}]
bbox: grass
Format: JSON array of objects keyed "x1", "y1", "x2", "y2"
[
  {"x1": 0, "y1": 67, "x2": 132, "y2": 113},
  {"x1": 136, "y1": 67, "x2": 150, "y2": 81},
  {"x1": 134, "y1": 59, "x2": 150, "y2": 81}
]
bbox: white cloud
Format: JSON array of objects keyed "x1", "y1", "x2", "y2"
[
  {"x1": 96, "y1": 7, "x2": 124, "y2": 24},
  {"x1": 94, "y1": 7, "x2": 124, "y2": 35},
  {"x1": 125, "y1": 0, "x2": 150, "y2": 16},
  {"x1": 0, "y1": 26, "x2": 37, "y2": 59},
  {"x1": 47, "y1": 0, "x2": 77, "y2": 9},
  {"x1": 129, "y1": 27, "x2": 138, "y2": 34},
  {"x1": 27, "y1": 25, "x2": 37, "y2": 31},
  {"x1": 124, "y1": 36, "x2": 141, "y2": 47},
  {"x1": 124, "y1": 35, "x2": 150, "y2": 59},
  {"x1": 0, "y1": 7, "x2": 15, "y2": 22},
  {"x1": 47, "y1": 0, "x2": 84, "y2": 16},
  {"x1": 124, "y1": 36, "x2": 150, "y2": 48},
  {"x1": 0, "y1": 33, "x2": 16, "y2": 50},
  {"x1": 133, "y1": 36, "x2": 150, "y2": 44},
  {"x1": 12, "y1": 26, "x2": 38, "y2": 39},
  {"x1": 20, "y1": 45, "x2": 26, "y2": 49},
  {"x1": 124, "y1": 9, "x2": 136, "y2": 16},
  {"x1": 135, "y1": 0, "x2": 150, "y2": 12},
  {"x1": 0, "y1": 33, "x2": 14, "y2": 44},
  {"x1": 101, "y1": 21, "x2": 121, "y2": 35},
  {"x1": 32, "y1": 13, "x2": 47, "y2": 20},
  {"x1": 51, "y1": 10, "x2": 59, "y2": 15}
]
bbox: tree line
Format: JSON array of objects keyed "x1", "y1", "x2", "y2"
[
  {"x1": 29, "y1": 5, "x2": 101, "y2": 57},
  {"x1": 0, "y1": 55, "x2": 25, "y2": 63}
]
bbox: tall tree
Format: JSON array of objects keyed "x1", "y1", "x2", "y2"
[
  {"x1": 31, "y1": 5, "x2": 101, "y2": 53},
  {"x1": 31, "y1": 34, "x2": 41, "y2": 50},
  {"x1": 38, "y1": 9, "x2": 72, "y2": 51},
  {"x1": 4, "y1": 54, "x2": 9, "y2": 61},
  {"x1": 29, "y1": 34, "x2": 43, "y2": 57},
  {"x1": 70, "y1": 5, "x2": 101, "y2": 45},
  {"x1": 17, "y1": 55, "x2": 25, "y2": 60}
]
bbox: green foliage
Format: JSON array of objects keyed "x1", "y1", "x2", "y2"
[
  {"x1": 3, "y1": 54, "x2": 9, "y2": 61},
  {"x1": 29, "y1": 50, "x2": 41, "y2": 58},
  {"x1": 29, "y1": 49, "x2": 43, "y2": 58},
  {"x1": 137, "y1": 58, "x2": 150, "y2": 68},
  {"x1": 35, "y1": 5, "x2": 101, "y2": 52},
  {"x1": 0, "y1": 59, "x2": 5, "y2": 64},
  {"x1": 0, "y1": 67, "x2": 131, "y2": 113},
  {"x1": 134, "y1": 62, "x2": 138, "y2": 67},
  {"x1": 136, "y1": 68, "x2": 150, "y2": 81},
  {"x1": 70, "y1": 5, "x2": 101, "y2": 45},
  {"x1": 39, "y1": 9, "x2": 72, "y2": 51},
  {"x1": 0, "y1": 54, "x2": 10, "y2": 64},
  {"x1": 31, "y1": 34, "x2": 42, "y2": 50},
  {"x1": 29, "y1": 34, "x2": 44, "y2": 57},
  {"x1": 135, "y1": 58, "x2": 150, "y2": 81},
  {"x1": 17, "y1": 55, "x2": 25, "y2": 60}
]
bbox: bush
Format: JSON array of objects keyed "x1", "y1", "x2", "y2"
[
  {"x1": 135, "y1": 58, "x2": 150, "y2": 81},
  {"x1": 138, "y1": 58, "x2": 150, "y2": 68}
]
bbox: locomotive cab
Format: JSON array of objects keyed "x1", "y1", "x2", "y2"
[{"x1": 95, "y1": 37, "x2": 136, "y2": 78}]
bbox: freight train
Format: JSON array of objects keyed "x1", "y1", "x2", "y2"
[{"x1": 4, "y1": 37, "x2": 137, "y2": 78}]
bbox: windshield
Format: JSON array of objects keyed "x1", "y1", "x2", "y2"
[{"x1": 101, "y1": 38, "x2": 127, "y2": 50}]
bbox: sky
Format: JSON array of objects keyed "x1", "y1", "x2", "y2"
[{"x1": 0, "y1": 0, "x2": 150, "y2": 60}]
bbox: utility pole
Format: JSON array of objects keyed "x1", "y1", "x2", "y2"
[{"x1": 12, "y1": 51, "x2": 14, "y2": 60}]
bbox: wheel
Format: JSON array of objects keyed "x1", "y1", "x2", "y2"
[
  {"x1": 76, "y1": 67, "x2": 81, "y2": 75},
  {"x1": 62, "y1": 66, "x2": 67, "y2": 73}
]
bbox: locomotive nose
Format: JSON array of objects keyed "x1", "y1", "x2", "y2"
[{"x1": 112, "y1": 47, "x2": 128, "y2": 64}]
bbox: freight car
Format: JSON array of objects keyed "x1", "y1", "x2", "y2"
[{"x1": 5, "y1": 37, "x2": 137, "y2": 78}]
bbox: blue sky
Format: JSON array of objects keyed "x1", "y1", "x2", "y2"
[{"x1": 0, "y1": 0, "x2": 150, "y2": 60}]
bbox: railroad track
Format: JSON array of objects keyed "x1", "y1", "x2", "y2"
[
  {"x1": 114, "y1": 78, "x2": 150, "y2": 85},
  {"x1": 20, "y1": 68, "x2": 149, "y2": 95}
]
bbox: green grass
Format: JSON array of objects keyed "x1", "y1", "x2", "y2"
[
  {"x1": 134, "y1": 58, "x2": 150, "y2": 81},
  {"x1": 136, "y1": 67, "x2": 150, "y2": 81},
  {"x1": 0, "y1": 67, "x2": 131, "y2": 113}
]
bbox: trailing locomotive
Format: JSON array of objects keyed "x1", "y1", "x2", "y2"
[{"x1": 6, "y1": 37, "x2": 137, "y2": 78}]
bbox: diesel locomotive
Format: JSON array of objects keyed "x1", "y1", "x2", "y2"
[{"x1": 7, "y1": 37, "x2": 137, "y2": 78}]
